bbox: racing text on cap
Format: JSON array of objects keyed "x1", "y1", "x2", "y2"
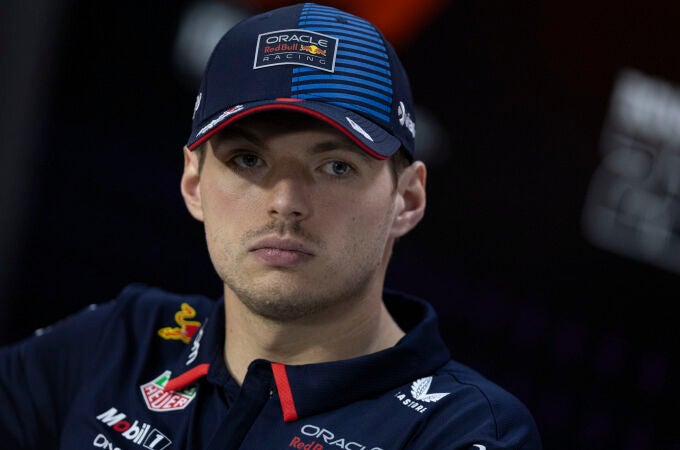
[{"x1": 253, "y1": 29, "x2": 338, "y2": 72}]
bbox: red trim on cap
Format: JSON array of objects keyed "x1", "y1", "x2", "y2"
[
  {"x1": 163, "y1": 363, "x2": 210, "y2": 392},
  {"x1": 271, "y1": 362, "x2": 299, "y2": 422},
  {"x1": 274, "y1": 98, "x2": 303, "y2": 102},
  {"x1": 189, "y1": 103, "x2": 388, "y2": 160}
]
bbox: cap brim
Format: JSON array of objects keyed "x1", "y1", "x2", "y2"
[{"x1": 186, "y1": 99, "x2": 401, "y2": 159}]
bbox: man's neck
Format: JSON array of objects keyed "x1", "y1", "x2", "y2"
[{"x1": 222, "y1": 290, "x2": 405, "y2": 384}]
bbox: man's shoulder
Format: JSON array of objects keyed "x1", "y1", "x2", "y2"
[
  {"x1": 426, "y1": 360, "x2": 541, "y2": 442},
  {"x1": 100, "y1": 282, "x2": 217, "y2": 336},
  {"x1": 111, "y1": 282, "x2": 217, "y2": 313},
  {"x1": 22, "y1": 283, "x2": 218, "y2": 345},
  {"x1": 434, "y1": 360, "x2": 531, "y2": 412}
]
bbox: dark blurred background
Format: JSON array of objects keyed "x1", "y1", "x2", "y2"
[{"x1": 1, "y1": 0, "x2": 678, "y2": 449}]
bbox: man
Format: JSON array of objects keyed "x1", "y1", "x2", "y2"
[{"x1": 0, "y1": 2, "x2": 542, "y2": 449}]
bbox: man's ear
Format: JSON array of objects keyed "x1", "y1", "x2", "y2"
[
  {"x1": 180, "y1": 146, "x2": 204, "y2": 222},
  {"x1": 391, "y1": 161, "x2": 427, "y2": 238}
]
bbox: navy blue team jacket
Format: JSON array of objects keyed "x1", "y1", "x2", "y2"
[{"x1": 0, "y1": 283, "x2": 542, "y2": 449}]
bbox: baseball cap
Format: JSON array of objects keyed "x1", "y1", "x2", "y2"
[{"x1": 186, "y1": 2, "x2": 416, "y2": 160}]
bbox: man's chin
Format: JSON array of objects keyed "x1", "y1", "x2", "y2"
[
  {"x1": 239, "y1": 293, "x2": 332, "y2": 322},
  {"x1": 225, "y1": 277, "x2": 328, "y2": 321}
]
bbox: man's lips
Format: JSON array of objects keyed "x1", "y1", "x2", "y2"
[
  {"x1": 249, "y1": 237, "x2": 314, "y2": 266},
  {"x1": 249, "y1": 237, "x2": 314, "y2": 254}
]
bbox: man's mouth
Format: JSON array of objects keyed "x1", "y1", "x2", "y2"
[{"x1": 249, "y1": 237, "x2": 314, "y2": 267}]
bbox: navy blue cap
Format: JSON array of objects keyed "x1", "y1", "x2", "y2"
[{"x1": 186, "y1": 2, "x2": 416, "y2": 160}]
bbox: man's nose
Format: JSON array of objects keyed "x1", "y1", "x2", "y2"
[{"x1": 266, "y1": 165, "x2": 312, "y2": 221}]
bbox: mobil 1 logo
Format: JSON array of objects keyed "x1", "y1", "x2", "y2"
[{"x1": 96, "y1": 407, "x2": 172, "y2": 450}]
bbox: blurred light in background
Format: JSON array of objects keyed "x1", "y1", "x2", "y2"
[
  {"x1": 251, "y1": 0, "x2": 448, "y2": 50},
  {"x1": 582, "y1": 68, "x2": 680, "y2": 274},
  {"x1": 173, "y1": 0, "x2": 253, "y2": 88}
]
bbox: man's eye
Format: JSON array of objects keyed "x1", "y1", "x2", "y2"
[
  {"x1": 233, "y1": 154, "x2": 262, "y2": 168},
  {"x1": 324, "y1": 161, "x2": 352, "y2": 176}
]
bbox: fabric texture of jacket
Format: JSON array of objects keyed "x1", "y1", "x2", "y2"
[{"x1": 0, "y1": 283, "x2": 542, "y2": 449}]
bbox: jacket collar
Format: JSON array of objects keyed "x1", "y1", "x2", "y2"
[{"x1": 164, "y1": 289, "x2": 451, "y2": 421}]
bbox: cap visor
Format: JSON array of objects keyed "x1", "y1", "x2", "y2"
[{"x1": 187, "y1": 99, "x2": 400, "y2": 159}]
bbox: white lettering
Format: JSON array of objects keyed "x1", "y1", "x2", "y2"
[
  {"x1": 97, "y1": 408, "x2": 126, "y2": 426},
  {"x1": 398, "y1": 101, "x2": 416, "y2": 139},
  {"x1": 143, "y1": 429, "x2": 172, "y2": 450},
  {"x1": 318, "y1": 429, "x2": 335, "y2": 442},
  {"x1": 300, "y1": 424, "x2": 381, "y2": 450},
  {"x1": 394, "y1": 391, "x2": 429, "y2": 414},
  {"x1": 93, "y1": 433, "x2": 122, "y2": 450},
  {"x1": 96, "y1": 407, "x2": 172, "y2": 449},
  {"x1": 196, "y1": 105, "x2": 245, "y2": 137},
  {"x1": 187, "y1": 324, "x2": 204, "y2": 365},
  {"x1": 261, "y1": 54, "x2": 324, "y2": 64},
  {"x1": 147, "y1": 434, "x2": 165, "y2": 448},
  {"x1": 122, "y1": 420, "x2": 143, "y2": 440},
  {"x1": 302, "y1": 424, "x2": 321, "y2": 436},
  {"x1": 345, "y1": 443, "x2": 366, "y2": 450},
  {"x1": 137, "y1": 424, "x2": 151, "y2": 444},
  {"x1": 93, "y1": 434, "x2": 108, "y2": 448}
]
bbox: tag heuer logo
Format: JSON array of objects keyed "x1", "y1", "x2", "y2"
[{"x1": 140, "y1": 371, "x2": 197, "y2": 412}]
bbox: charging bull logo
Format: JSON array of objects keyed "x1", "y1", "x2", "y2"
[
  {"x1": 158, "y1": 303, "x2": 201, "y2": 344},
  {"x1": 300, "y1": 44, "x2": 327, "y2": 56}
]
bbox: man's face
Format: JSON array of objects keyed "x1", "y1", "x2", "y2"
[{"x1": 182, "y1": 112, "x2": 415, "y2": 322}]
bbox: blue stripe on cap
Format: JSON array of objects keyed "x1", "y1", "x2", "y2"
[
  {"x1": 305, "y1": 29, "x2": 386, "y2": 52},
  {"x1": 300, "y1": 6, "x2": 377, "y2": 28},
  {"x1": 293, "y1": 91, "x2": 390, "y2": 112},
  {"x1": 302, "y1": 23, "x2": 380, "y2": 42},
  {"x1": 293, "y1": 2, "x2": 394, "y2": 127},
  {"x1": 293, "y1": 74, "x2": 393, "y2": 95},
  {"x1": 300, "y1": 14, "x2": 379, "y2": 32},
  {"x1": 334, "y1": 58, "x2": 391, "y2": 76},
  {"x1": 291, "y1": 83, "x2": 392, "y2": 103},
  {"x1": 327, "y1": 101, "x2": 391, "y2": 123},
  {"x1": 337, "y1": 50, "x2": 390, "y2": 68},
  {"x1": 294, "y1": 66, "x2": 391, "y2": 86},
  {"x1": 294, "y1": 93, "x2": 391, "y2": 122}
]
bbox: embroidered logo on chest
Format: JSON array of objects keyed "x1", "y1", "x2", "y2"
[
  {"x1": 140, "y1": 370, "x2": 197, "y2": 412},
  {"x1": 95, "y1": 406, "x2": 172, "y2": 449},
  {"x1": 157, "y1": 303, "x2": 201, "y2": 344},
  {"x1": 394, "y1": 376, "x2": 450, "y2": 413}
]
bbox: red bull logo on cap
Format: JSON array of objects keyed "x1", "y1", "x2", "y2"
[
  {"x1": 254, "y1": 29, "x2": 338, "y2": 72},
  {"x1": 300, "y1": 44, "x2": 327, "y2": 56}
]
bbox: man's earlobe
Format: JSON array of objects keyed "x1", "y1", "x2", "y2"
[
  {"x1": 391, "y1": 161, "x2": 427, "y2": 238},
  {"x1": 180, "y1": 146, "x2": 204, "y2": 222}
]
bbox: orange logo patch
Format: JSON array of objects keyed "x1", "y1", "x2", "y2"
[{"x1": 158, "y1": 303, "x2": 201, "y2": 344}]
